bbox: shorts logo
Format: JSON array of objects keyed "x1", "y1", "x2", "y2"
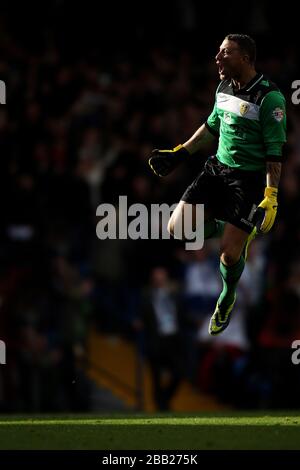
[
  {"x1": 241, "y1": 218, "x2": 253, "y2": 227},
  {"x1": 240, "y1": 102, "x2": 250, "y2": 116},
  {"x1": 248, "y1": 204, "x2": 257, "y2": 222},
  {"x1": 272, "y1": 107, "x2": 284, "y2": 122}
]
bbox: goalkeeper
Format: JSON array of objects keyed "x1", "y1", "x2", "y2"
[{"x1": 148, "y1": 34, "x2": 286, "y2": 335}]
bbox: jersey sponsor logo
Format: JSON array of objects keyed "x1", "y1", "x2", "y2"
[
  {"x1": 240, "y1": 102, "x2": 250, "y2": 116},
  {"x1": 223, "y1": 112, "x2": 232, "y2": 124},
  {"x1": 272, "y1": 107, "x2": 284, "y2": 122}
]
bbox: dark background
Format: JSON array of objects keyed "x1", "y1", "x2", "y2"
[{"x1": 0, "y1": 0, "x2": 300, "y2": 413}]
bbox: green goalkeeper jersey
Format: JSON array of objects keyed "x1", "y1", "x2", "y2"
[{"x1": 205, "y1": 73, "x2": 286, "y2": 171}]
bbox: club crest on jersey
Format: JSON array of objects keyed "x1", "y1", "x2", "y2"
[
  {"x1": 240, "y1": 102, "x2": 250, "y2": 116},
  {"x1": 272, "y1": 107, "x2": 284, "y2": 122}
]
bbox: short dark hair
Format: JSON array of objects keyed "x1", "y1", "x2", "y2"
[{"x1": 225, "y1": 34, "x2": 256, "y2": 64}]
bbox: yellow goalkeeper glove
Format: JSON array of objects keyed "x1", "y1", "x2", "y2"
[
  {"x1": 256, "y1": 187, "x2": 278, "y2": 233},
  {"x1": 148, "y1": 144, "x2": 189, "y2": 177}
]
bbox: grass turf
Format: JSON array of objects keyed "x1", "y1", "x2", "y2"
[{"x1": 0, "y1": 412, "x2": 300, "y2": 450}]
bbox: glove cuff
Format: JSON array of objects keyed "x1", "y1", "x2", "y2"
[
  {"x1": 173, "y1": 144, "x2": 190, "y2": 157},
  {"x1": 264, "y1": 186, "x2": 278, "y2": 198}
]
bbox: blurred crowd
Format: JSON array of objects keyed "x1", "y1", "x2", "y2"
[{"x1": 0, "y1": 1, "x2": 300, "y2": 412}]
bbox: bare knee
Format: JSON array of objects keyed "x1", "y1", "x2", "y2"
[
  {"x1": 220, "y1": 250, "x2": 240, "y2": 266},
  {"x1": 167, "y1": 217, "x2": 175, "y2": 237},
  {"x1": 168, "y1": 201, "x2": 201, "y2": 240},
  {"x1": 167, "y1": 213, "x2": 187, "y2": 240},
  {"x1": 167, "y1": 201, "x2": 190, "y2": 240}
]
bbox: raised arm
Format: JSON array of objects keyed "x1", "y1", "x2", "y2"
[
  {"x1": 148, "y1": 122, "x2": 216, "y2": 177},
  {"x1": 148, "y1": 91, "x2": 220, "y2": 177},
  {"x1": 183, "y1": 123, "x2": 216, "y2": 154}
]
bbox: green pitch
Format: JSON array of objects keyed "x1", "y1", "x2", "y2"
[{"x1": 0, "y1": 412, "x2": 300, "y2": 450}]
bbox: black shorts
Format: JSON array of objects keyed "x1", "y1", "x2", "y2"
[{"x1": 181, "y1": 155, "x2": 265, "y2": 233}]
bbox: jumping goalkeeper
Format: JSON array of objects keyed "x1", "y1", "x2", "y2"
[{"x1": 148, "y1": 34, "x2": 286, "y2": 335}]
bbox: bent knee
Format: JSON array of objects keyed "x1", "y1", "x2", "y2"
[
  {"x1": 167, "y1": 215, "x2": 187, "y2": 240},
  {"x1": 167, "y1": 218, "x2": 175, "y2": 237},
  {"x1": 220, "y1": 251, "x2": 241, "y2": 266},
  {"x1": 168, "y1": 201, "x2": 197, "y2": 240}
]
